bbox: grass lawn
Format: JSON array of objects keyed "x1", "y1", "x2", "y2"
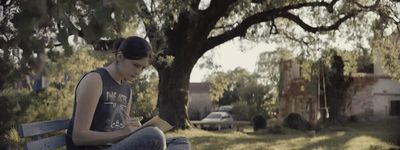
[{"x1": 167, "y1": 119, "x2": 400, "y2": 150}]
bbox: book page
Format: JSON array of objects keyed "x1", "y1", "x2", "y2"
[{"x1": 138, "y1": 116, "x2": 174, "y2": 132}]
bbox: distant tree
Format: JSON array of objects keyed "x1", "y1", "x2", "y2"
[
  {"x1": 206, "y1": 67, "x2": 273, "y2": 119},
  {"x1": 130, "y1": 71, "x2": 159, "y2": 122},
  {"x1": 205, "y1": 71, "x2": 230, "y2": 101},
  {"x1": 372, "y1": 31, "x2": 400, "y2": 80},
  {"x1": 256, "y1": 48, "x2": 294, "y2": 107},
  {"x1": 322, "y1": 50, "x2": 352, "y2": 121},
  {"x1": 339, "y1": 48, "x2": 373, "y2": 75},
  {"x1": 256, "y1": 48, "x2": 293, "y2": 86},
  {"x1": 206, "y1": 68, "x2": 253, "y2": 104}
]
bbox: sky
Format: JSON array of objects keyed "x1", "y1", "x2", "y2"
[{"x1": 190, "y1": 39, "x2": 278, "y2": 82}]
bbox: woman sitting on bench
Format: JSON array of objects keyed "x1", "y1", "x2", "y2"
[{"x1": 66, "y1": 36, "x2": 189, "y2": 150}]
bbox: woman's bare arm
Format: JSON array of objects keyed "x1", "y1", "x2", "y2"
[{"x1": 72, "y1": 73, "x2": 137, "y2": 146}]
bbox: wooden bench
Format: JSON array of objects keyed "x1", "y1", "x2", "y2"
[
  {"x1": 18, "y1": 119, "x2": 70, "y2": 150},
  {"x1": 191, "y1": 121, "x2": 251, "y2": 131}
]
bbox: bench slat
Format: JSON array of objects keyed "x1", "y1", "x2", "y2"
[
  {"x1": 25, "y1": 134, "x2": 66, "y2": 150},
  {"x1": 18, "y1": 119, "x2": 70, "y2": 138}
]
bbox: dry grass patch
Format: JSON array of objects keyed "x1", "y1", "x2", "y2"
[{"x1": 167, "y1": 119, "x2": 400, "y2": 150}]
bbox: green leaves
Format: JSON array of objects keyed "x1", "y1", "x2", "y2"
[
  {"x1": 206, "y1": 67, "x2": 274, "y2": 120},
  {"x1": 372, "y1": 32, "x2": 400, "y2": 80},
  {"x1": 206, "y1": 71, "x2": 230, "y2": 101},
  {"x1": 256, "y1": 48, "x2": 293, "y2": 86},
  {"x1": 129, "y1": 70, "x2": 158, "y2": 120}
]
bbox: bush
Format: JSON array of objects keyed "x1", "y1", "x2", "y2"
[
  {"x1": 231, "y1": 100, "x2": 272, "y2": 122},
  {"x1": 283, "y1": 113, "x2": 312, "y2": 131},
  {"x1": 252, "y1": 115, "x2": 267, "y2": 131},
  {"x1": 231, "y1": 100, "x2": 250, "y2": 120},
  {"x1": 3, "y1": 128, "x2": 23, "y2": 149},
  {"x1": 0, "y1": 87, "x2": 73, "y2": 134},
  {"x1": 0, "y1": 49, "x2": 109, "y2": 148},
  {"x1": 0, "y1": 86, "x2": 73, "y2": 148},
  {"x1": 267, "y1": 125, "x2": 285, "y2": 134},
  {"x1": 129, "y1": 72, "x2": 158, "y2": 123}
]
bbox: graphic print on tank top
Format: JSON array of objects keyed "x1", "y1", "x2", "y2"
[{"x1": 104, "y1": 91, "x2": 129, "y2": 130}]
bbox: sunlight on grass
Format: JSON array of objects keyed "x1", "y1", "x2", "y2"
[
  {"x1": 344, "y1": 135, "x2": 397, "y2": 150},
  {"x1": 166, "y1": 120, "x2": 400, "y2": 150},
  {"x1": 167, "y1": 128, "x2": 350, "y2": 150}
]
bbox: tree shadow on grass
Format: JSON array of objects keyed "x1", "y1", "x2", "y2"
[
  {"x1": 189, "y1": 131, "x2": 306, "y2": 150},
  {"x1": 298, "y1": 119, "x2": 400, "y2": 150},
  {"x1": 188, "y1": 119, "x2": 400, "y2": 150}
]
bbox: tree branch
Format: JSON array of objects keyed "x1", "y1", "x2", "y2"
[
  {"x1": 277, "y1": 0, "x2": 339, "y2": 13},
  {"x1": 190, "y1": 0, "x2": 201, "y2": 10},
  {"x1": 269, "y1": 20, "x2": 278, "y2": 34},
  {"x1": 135, "y1": 0, "x2": 167, "y2": 70},
  {"x1": 281, "y1": 31, "x2": 310, "y2": 49},
  {"x1": 198, "y1": 0, "x2": 239, "y2": 38},
  {"x1": 202, "y1": 0, "x2": 354, "y2": 52},
  {"x1": 213, "y1": 24, "x2": 236, "y2": 30},
  {"x1": 278, "y1": 10, "x2": 360, "y2": 33},
  {"x1": 203, "y1": 11, "x2": 278, "y2": 52},
  {"x1": 136, "y1": 0, "x2": 159, "y2": 46},
  {"x1": 251, "y1": 0, "x2": 264, "y2": 4},
  {"x1": 352, "y1": 0, "x2": 380, "y2": 10}
]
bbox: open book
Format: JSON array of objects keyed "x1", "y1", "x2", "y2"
[{"x1": 136, "y1": 116, "x2": 174, "y2": 133}]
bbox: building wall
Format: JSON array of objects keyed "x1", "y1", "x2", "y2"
[
  {"x1": 373, "y1": 50, "x2": 387, "y2": 76},
  {"x1": 281, "y1": 60, "x2": 301, "y2": 93},
  {"x1": 346, "y1": 77, "x2": 400, "y2": 120},
  {"x1": 345, "y1": 78, "x2": 376, "y2": 118},
  {"x1": 280, "y1": 51, "x2": 400, "y2": 123},
  {"x1": 188, "y1": 93, "x2": 212, "y2": 120}
]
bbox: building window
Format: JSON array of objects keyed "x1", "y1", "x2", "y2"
[{"x1": 389, "y1": 100, "x2": 400, "y2": 116}]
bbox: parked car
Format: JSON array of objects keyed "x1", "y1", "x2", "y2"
[
  {"x1": 218, "y1": 105, "x2": 233, "y2": 113},
  {"x1": 200, "y1": 111, "x2": 234, "y2": 130}
]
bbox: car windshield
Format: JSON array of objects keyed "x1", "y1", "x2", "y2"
[
  {"x1": 219, "y1": 106, "x2": 232, "y2": 110},
  {"x1": 207, "y1": 113, "x2": 222, "y2": 119}
]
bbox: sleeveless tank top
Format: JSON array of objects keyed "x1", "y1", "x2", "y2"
[{"x1": 66, "y1": 68, "x2": 131, "y2": 149}]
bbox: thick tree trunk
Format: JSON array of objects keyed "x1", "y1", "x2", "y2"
[{"x1": 157, "y1": 58, "x2": 194, "y2": 129}]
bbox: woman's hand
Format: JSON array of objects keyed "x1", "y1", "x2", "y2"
[{"x1": 124, "y1": 117, "x2": 143, "y2": 133}]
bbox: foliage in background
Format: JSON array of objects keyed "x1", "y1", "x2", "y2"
[
  {"x1": 206, "y1": 68, "x2": 274, "y2": 121},
  {"x1": 256, "y1": 48, "x2": 293, "y2": 86},
  {"x1": 0, "y1": 48, "x2": 157, "y2": 148},
  {"x1": 206, "y1": 71, "x2": 229, "y2": 102},
  {"x1": 0, "y1": 0, "x2": 141, "y2": 89},
  {"x1": 318, "y1": 49, "x2": 353, "y2": 122},
  {"x1": 372, "y1": 32, "x2": 400, "y2": 80},
  {"x1": 130, "y1": 71, "x2": 159, "y2": 122},
  {"x1": 339, "y1": 48, "x2": 373, "y2": 76},
  {"x1": 0, "y1": 48, "x2": 108, "y2": 147},
  {"x1": 256, "y1": 48, "x2": 294, "y2": 118}
]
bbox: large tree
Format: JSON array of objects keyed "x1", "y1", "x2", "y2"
[{"x1": 1, "y1": 0, "x2": 399, "y2": 128}]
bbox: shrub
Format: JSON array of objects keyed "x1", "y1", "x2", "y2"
[
  {"x1": 252, "y1": 115, "x2": 267, "y2": 131},
  {"x1": 231, "y1": 100, "x2": 250, "y2": 120},
  {"x1": 283, "y1": 113, "x2": 312, "y2": 131}
]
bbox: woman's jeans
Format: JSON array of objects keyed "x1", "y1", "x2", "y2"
[{"x1": 106, "y1": 127, "x2": 190, "y2": 150}]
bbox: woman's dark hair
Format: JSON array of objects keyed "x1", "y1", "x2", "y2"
[{"x1": 113, "y1": 36, "x2": 152, "y2": 60}]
